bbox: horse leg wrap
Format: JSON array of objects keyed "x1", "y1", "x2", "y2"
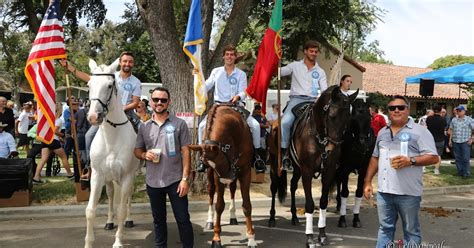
[
  {"x1": 318, "y1": 209, "x2": 327, "y2": 228},
  {"x1": 207, "y1": 204, "x2": 215, "y2": 223},
  {"x1": 340, "y1": 197, "x2": 348, "y2": 216},
  {"x1": 305, "y1": 213, "x2": 314, "y2": 234},
  {"x1": 353, "y1": 197, "x2": 362, "y2": 214},
  {"x1": 247, "y1": 233, "x2": 257, "y2": 247}
]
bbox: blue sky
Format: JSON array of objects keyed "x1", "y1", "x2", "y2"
[{"x1": 103, "y1": 0, "x2": 474, "y2": 68}]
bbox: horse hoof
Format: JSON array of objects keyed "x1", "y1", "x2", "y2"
[
  {"x1": 205, "y1": 222, "x2": 214, "y2": 230},
  {"x1": 104, "y1": 223, "x2": 115, "y2": 230},
  {"x1": 318, "y1": 236, "x2": 328, "y2": 246},
  {"x1": 229, "y1": 218, "x2": 238, "y2": 225},
  {"x1": 353, "y1": 220, "x2": 362, "y2": 228},
  {"x1": 211, "y1": 240, "x2": 223, "y2": 248},
  {"x1": 124, "y1": 220, "x2": 134, "y2": 228},
  {"x1": 268, "y1": 219, "x2": 276, "y2": 227},
  {"x1": 338, "y1": 216, "x2": 347, "y2": 228},
  {"x1": 291, "y1": 217, "x2": 300, "y2": 225}
]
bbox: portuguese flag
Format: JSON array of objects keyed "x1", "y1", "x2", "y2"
[{"x1": 246, "y1": 0, "x2": 282, "y2": 114}]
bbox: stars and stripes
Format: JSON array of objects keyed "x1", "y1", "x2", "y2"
[{"x1": 24, "y1": 0, "x2": 66, "y2": 144}]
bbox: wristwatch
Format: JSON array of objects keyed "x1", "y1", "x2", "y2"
[
  {"x1": 182, "y1": 177, "x2": 189, "y2": 183},
  {"x1": 410, "y1": 157, "x2": 416, "y2": 166}
]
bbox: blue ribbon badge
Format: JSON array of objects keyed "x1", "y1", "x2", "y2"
[
  {"x1": 311, "y1": 71, "x2": 320, "y2": 96},
  {"x1": 399, "y1": 132, "x2": 410, "y2": 156},
  {"x1": 165, "y1": 124, "x2": 176, "y2": 157}
]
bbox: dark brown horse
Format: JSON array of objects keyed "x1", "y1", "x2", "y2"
[
  {"x1": 189, "y1": 103, "x2": 256, "y2": 248},
  {"x1": 336, "y1": 99, "x2": 375, "y2": 228},
  {"x1": 268, "y1": 85, "x2": 357, "y2": 247}
]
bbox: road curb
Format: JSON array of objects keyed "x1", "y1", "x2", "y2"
[{"x1": 0, "y1": 185, "x2": 473, "y2": 221}]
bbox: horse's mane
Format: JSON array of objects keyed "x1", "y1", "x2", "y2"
[{"x1": 205, "y1": 104, "x2": 220, "y2": 140}]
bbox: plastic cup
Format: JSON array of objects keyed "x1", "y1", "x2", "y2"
[{"x1": 151, "y1": 148, "x2": 161, "y2": 163}]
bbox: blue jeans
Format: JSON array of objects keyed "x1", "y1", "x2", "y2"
[
  {"x1": 281, "y1": 96, "x2": 315, "y2": 148},
  {"x1": 452, "y1": 142, "x2": 471, "y2": 177},
  {"x1": 147, "y1": 181, "x2": 194, "y2": 248},
  {"x1": 376, "y1": 192, "x2": 422, "y2": 248}
]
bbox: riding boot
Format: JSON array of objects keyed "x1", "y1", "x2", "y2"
[
  {"x1": 254, "y1": 148, "x2": 266, "y2": 173},
  {"x1": 196, "y1": 159, "x2": 207, "y2": 173},
  {"x1": 281, "y1": 148, "x2": 292, "y2": 170}
]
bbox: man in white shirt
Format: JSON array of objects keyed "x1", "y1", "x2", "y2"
[
  {"x1": 0, "y1": 122, "x2": 17, "y2": 158},
  {"x1": 196, "y1": 45, "x2": 265, "y2": 173},
  {"x1": 15, "y1": 102, "x2": 32, "y2": 153},
  {"x1": 280, "y1": 40, "x2": 328, "y2": 164}
]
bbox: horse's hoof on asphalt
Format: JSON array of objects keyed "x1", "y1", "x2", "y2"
[
  {"x1": 338, "y1": 216, "x2": 347, "y2": 228},
  {"x1": 353, "y1": 220, "x2": 362, "y2": 228},
  {"x1": 124, "y1": 220, "x2": 134, "y2": 228},
  {"x1": 291, "y1": 217, "x2": 300, "y2": 225},
  {"x1": 211, "y1": 240, "x2": 223, "y2": 248},
  {"x1": 318, "y1": 236, "x2": 328, "y2": 246},
  {"x1": 205, "y1": 222, "x2": 214, "y2": 230},
  {"x1": 104, "y1": 223, "x2": 115, "y2": 230},
  {"x1": 306, "y1": 241, "x2": 317, "y2": 248},
  {"x1": 268, "y1": 219, "x2": 276, "y2": 227},
  {"x1": 230, "y1": 218, "x2": 238, "y2": 225}
]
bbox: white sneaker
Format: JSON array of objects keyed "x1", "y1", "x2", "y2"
[{"x1": 434, "y1": 168, "x2": 440, "y2": 175}]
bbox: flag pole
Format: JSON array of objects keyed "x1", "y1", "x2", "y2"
[
  {"x1": 277, "y1": 62, "x2": 282, "y2": 177},
  {"x1": 65, "y1": 69, "x2": 83, "y2": 178}
]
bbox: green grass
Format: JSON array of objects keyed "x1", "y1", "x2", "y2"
[
  {"x1": 424, "y1": 164, "x2": 474, "y2": 185},
  {"x1": 32, "y1": 174, "x2": 148, "y2": 205}
]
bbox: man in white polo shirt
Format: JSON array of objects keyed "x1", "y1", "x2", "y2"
[{"x1": 280, "y1": 40, "x2": 328, "y2": 166}]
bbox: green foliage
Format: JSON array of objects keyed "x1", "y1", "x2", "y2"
[
  {"x1": 350, "y1": 40, "x2": 393, "y2": 64},
  {"x1": 429, "y1": 55, "x2": 474, "y2": 70},
  {"x1": 367, "y1": 92, "x2": 390, "y2": 109}
]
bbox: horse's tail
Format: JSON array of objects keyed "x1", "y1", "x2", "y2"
[{"x1": 277, "y1": 169, "x2": 287, "y2": 203}]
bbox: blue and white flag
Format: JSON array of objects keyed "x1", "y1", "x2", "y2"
[{"x1": 183, "y1": 0, "x2": 207, "y2": 115}]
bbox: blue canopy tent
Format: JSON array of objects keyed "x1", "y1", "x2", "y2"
[{"x1": 405, "y1": 63, "x2": 474, "y2": 98}]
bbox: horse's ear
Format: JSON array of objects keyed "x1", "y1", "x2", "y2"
[
  {"x1": 188, "y1": 144, "x2": 203, "y2": 152},
  {"x1": 331, "y1": 86, "x2": 341, "y2": 100},
  {"x1": 108, "y1": 58, "x2": 120, "y2": 73},
  {"x1": 349, "y1": 89, "x2": 359, "y2": 103},
  {"x1": 89, "y1": 59, "x2": 98, "y2": 72}
]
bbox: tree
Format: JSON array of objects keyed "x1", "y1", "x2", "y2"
[
  {"x1": 351, "y1": 40, "x2": 392, "y2": 64},
  {"x1": 429, "y1": 55, "x2": 474, "y2": 70}
]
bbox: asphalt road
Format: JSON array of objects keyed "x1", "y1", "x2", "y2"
[{"x1": 0, "y1": 192, "x2": 472, "y2": 248}]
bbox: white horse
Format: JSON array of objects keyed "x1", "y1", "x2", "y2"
[{"x1": 84, "y1": 59, "x2": 141, "y2": 248}]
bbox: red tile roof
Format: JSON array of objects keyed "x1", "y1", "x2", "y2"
[{"x1": 360, "y1": 62, "x2": 468, "y2": 100}]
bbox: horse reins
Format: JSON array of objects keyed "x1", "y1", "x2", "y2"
[
  {"x1": 89, "y1": 73, "x2": 129, "y2": 128},
  {"x1": 203, "y1": 139, "x2": 241, "y2": 179}
]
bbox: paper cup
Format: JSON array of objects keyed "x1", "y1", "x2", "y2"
[{"x1": 151, "y1": 148, "x2": 161, "y2": 163}]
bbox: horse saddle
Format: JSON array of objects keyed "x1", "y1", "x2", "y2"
[
  {"x1": 290, "y1": 102, "x2": 313, "y2": 138},
  {"x1": 215, "y1": 103, "x2": 250, "y2": 120}
]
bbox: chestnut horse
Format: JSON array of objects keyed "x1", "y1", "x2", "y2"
[
  {"x1": 189, "y1": 103, "x2": 256, "y2": 248},
  {"x1": 205, "y1": 170, "x2": 238, "y2": 230},
  {"x1": 268, "y1": 85, "x2": 357, "y2": 247},
  {"x1": 336, "y1": 99, "x2": 375, "y2": 228}
]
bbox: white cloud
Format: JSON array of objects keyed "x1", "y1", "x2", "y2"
[{"x1": 368, "y1": 0, "x2": 474, "y2": 68}]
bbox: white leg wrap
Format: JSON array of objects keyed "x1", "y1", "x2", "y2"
[
  {"x1": 207, "y1": 204, "x2": 214, "y2": 223},
  {"x1": 353, "y1": 197, "x2": 362, "y2": 214},
  {"x1": 318, "y1": 209, "x2": 327, "y2": 228},
  {"x1": 340, "y1": 197, "x2": 348, "y2": 216},
  {"x1": 305, "y1": 213, "x2": 314, "y2": 234},
  {"x1": 247, "y1": 233, "x2": 257, "y2": 246},
  {"x1": 229, "y1": 199, "x2": 236, "y2": 219}
]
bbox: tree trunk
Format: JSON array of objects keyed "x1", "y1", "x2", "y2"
[
  {"x1": 22, "y1": 0, "x2": 40, "y2": 34},
  {"x1": 136, "y1": 0, "x2": 194, "y2": 113}
]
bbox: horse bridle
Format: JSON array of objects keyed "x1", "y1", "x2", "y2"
[
  {"x1": 203, "y1": 139, "x2": 241, "y2": 180},
  {"x1": 89, "y1": 73, "x2": 128, "y2": 128}
]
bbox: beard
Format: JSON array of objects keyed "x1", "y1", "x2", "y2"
[
  {"x1": 122, "y1": 66, "x2": 131, "y2": 73},
  {"x1": 153, "y1": 105, "x2": 167, "y2": 114}
]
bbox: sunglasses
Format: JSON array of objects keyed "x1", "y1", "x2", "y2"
[
  {"x1": 151, "y1": 97, "x2": 168, "y2": 104},
  {"x1": 388, "y1": 105, "x2": 407, "y2": 111}
]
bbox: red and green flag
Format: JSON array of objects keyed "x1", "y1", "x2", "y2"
[{"x1": 245, "y1": 0, "x2": 282, "y2": 114}]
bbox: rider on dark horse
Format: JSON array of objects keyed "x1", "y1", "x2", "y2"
[
  {"x1": 196, "y1": 44, "x2": 266, "y2": 174},
  {"x1": 280, "y1": 40, "x2": 328, "y2": 167}
]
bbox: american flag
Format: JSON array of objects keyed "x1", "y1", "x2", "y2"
[{"x1": 24, "y1": 0, "x2": 66, "y2": 144}]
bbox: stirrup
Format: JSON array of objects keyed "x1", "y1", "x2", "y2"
[
  {"x1": 196, "y1": 161, "x2": 207, "y2": 173},
  {"x1": 282, "y1": 155, "x2": 292, "y2": 170},
  {"x1": 253, "y1": 155, "x2": 266, "y2": 173}
]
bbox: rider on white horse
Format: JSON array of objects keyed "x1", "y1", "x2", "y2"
[
  {"x1": 61, "y1": 52, "x2": 141, "y2": 171},
  {"x1": 197, "y1": 44, "x2": 266, "y2": 174}
]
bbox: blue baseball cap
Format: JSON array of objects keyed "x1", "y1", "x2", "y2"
[{"x1": 455, "y1": 105, "x2": 466, "y2": 111}]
